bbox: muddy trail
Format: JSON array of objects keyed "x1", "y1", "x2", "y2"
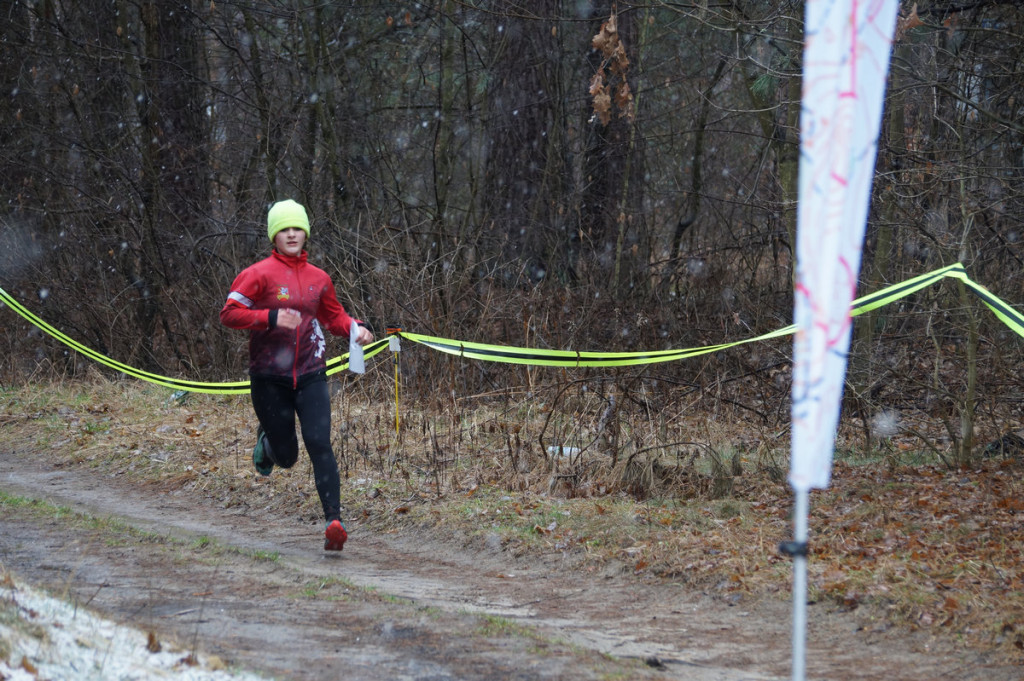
[{"x1": 0, "y1": 449, "x2": 1014, "y2": 681}]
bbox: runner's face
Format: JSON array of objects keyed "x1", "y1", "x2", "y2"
[{"x1": 274, "y1": 227, "x2": 306, "y2": 257}]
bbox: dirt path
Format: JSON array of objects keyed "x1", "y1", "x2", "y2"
[{"x1": 0, "y1": 450, "x2": 1014, "y2": 681}]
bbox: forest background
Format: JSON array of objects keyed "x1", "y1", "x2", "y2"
[{"x1": 1, "y1": 0, "x2": 1022, "y2": 470}]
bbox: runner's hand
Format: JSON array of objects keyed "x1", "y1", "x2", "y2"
[
  {"x1": 354, "y1": 325, "x2": 374, "y2": 345},
  {"x1": 277, "y1": 308, "x2": 302, "y2": 330}
]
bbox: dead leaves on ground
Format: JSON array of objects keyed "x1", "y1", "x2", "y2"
[
  {"x1": 797, "y1": 461, "x2": 1024, "y2": 650},
  {"x1": 618, "y1": 459, "x2": 1024, "y2": 656}
]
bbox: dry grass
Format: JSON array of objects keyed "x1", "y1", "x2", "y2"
[{"x1": 2, "y1": 374, "x2": 1023, "y2": 664}]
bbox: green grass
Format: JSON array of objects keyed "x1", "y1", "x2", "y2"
[
  {"x1": 246, "y1": 549, "x2": 280, "y2": 562},
  {"x1": 298, "y1": 575, "x2": 359, "y2": 600},
  {"x1": 0, "y1": 489, "x2": 286, "y2": 568},
  {"x1": 475, "y1": 613, "x2": 538, "y2": 639}
]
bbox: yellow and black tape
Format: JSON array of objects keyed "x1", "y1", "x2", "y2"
[
  {"x1": 396, "y1": 262, "x2": 1023, "y2": 368},
  {"x1": 947, "y1": 268, "x2": 1024, "y2": 338},
  {"x1": 0, "y1": 285, "x2": 389, "y2": 395},
  {"x1": 845, "y1": 261, "x2": 1022, "y2": 338},
  {"x1": 396, "y1": 326, "x2": 795, "y2": 368},
  {"x1": 0, "y1": 262, "x2": 1020, "y2": 393}
]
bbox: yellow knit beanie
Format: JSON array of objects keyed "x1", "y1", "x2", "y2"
[{"x1": 267, "y1": 199, "x2": 311, "y2": 242}]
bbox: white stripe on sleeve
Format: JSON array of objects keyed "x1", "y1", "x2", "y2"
[{"x1": 227, "y1": 291, "x2": 254, "y2": 308}]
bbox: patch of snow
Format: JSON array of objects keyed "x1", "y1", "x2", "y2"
[{"x1": 0, "y1": 577, "x2": 267, "y2": 681}]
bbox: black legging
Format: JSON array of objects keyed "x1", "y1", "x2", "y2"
[{"x1": 250, "y1": 371, "x2": 340, "y2": 521}]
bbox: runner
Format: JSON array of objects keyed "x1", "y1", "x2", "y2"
[{"x1": 220, "y1": 199, "x2": 374, "y2": 551}]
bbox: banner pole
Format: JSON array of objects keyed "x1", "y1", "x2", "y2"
[
  {"x1": 387, "y1": 328, "x2": 403, "y2": 438},
  {"x1": 790, "y1": 488, "x2": 810, "y2": 681}
]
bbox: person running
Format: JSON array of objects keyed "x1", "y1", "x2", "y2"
[{"x1": 220, "y1": 199, "x2": 374, "y2": 551}]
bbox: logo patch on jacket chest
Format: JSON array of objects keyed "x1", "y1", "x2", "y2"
[{"x1": 276, "y1": 287, "x2": 290, "y2": 301}]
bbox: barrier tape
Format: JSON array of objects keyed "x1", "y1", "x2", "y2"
[
  {"x1": 0, "y1": 263, "x2": 1020, "y2": 393},
  {"x1": 0, "y1": 284, "x2": 389, "y2": 394},
  {"x1": 397, "y1": 263, "x2": 1023, "y2": 367}
]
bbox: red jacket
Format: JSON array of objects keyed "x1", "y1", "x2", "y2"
[{"x1": 220, "y1": 250, "x2": 358, "y2": 383}]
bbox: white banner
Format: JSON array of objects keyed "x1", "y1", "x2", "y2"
[
  {"x1": 349, "y1": 323, "x2": 366, "y2": 374},
  {"x1": 790, "y1": 0, "x2": 899, "y2": 492}
]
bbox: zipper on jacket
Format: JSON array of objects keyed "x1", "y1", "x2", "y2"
[{"x1": 291, "y1": 262, "x2": 303, "y2": 389}]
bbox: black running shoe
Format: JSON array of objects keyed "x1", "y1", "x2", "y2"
[{"x1": 252, "y1": 426, "x2": 273, "y2": 477}]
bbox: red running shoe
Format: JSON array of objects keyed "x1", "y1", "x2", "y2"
[{"x1": 324, "y1": 519, "x2": 348, "y2": 551}]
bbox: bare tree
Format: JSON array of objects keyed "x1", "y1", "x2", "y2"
[{"x1": 0, "y1": 0, "x2": 1020, "y2": 447}]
